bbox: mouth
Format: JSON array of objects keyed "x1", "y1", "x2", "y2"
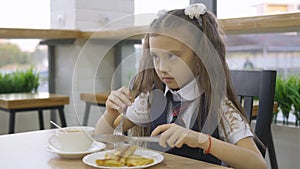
[{"x1": 162, "y1": 77, "x2": 174, "y2": 83}]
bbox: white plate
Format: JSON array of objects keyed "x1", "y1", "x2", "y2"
[
  {"x1": 46, "y1": 142, "x2": 106, "y2": 159},
  {"x1": 82, "y1": 149, "x2": 164, "y2": 169}
]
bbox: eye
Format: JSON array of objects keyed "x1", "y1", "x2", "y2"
[
  {"x1": 168, "y1": 53, "x2": 178, "y2": 60},
  {"x1": 150, "y1": 53, "x2": 159, "y2": 61},
  {"x1": 151, "y1": 53, "x2": 157, "y2": 58}
]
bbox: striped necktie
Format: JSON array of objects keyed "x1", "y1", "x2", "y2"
[{"x1": 170, "y1": 98, "x2": 190, "y2": 124}]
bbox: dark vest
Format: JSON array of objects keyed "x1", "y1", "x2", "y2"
[{"x1": 148, "y1": 89, "x2": 221, "y2": 165}]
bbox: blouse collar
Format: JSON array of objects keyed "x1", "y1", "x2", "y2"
[{"x1": 164, "y1": 78, "x2": 203, "y2": 101}]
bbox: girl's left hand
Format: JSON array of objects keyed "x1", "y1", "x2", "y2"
[{"x1": 151, "y1": 123, "x2": 208, "y2": 148}]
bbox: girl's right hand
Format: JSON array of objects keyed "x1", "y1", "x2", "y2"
[
  {"x1": 151, "y1": 123, "x2": 208, "y2": 149},
  {"x1": 105, "y1": 86, "x2": 133, "y2": 116}
]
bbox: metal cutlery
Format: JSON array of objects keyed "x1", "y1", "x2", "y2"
[{"x1": 92, "y1": 134, "x2": 160, "y2": 143}]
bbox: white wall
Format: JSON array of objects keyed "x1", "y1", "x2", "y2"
[
  {"x1": 49, "y1": 0, "x2": 135, "y2": 127},
  {"x1": 53, "y1": 40, "x2": 116, "y2": 127},
  {"x1": 51, "y1": 0, "x2": 134, "y2": 30},
  {"x1": 0, "y1": 0, "x2": 135, "y2": 135}
]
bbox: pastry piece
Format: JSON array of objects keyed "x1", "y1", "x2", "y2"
[
  {"x1": 119, "y1": 145, "x2": 138, "y2": 158},
  {"x1": 126, "y1": 154, "x2": 154, "y2": 167},
  {"x1": 95, "y1": 159, "x2": 125, "y2": 167},
  {"x1": 95, "y1": 145, "x2": 154, "y2": 167}
]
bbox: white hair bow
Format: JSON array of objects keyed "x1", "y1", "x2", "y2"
[{"x1": 184, "y1": 3, "x2": 207, "y2": 20}]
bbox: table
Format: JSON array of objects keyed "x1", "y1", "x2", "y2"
[
  {"x1": 80, "y1": 92, "x2": 279, "y2": 122},
  {"x1": 0, "y1": 130, "x2": 232, "y2": 169},
  {"x1": 80, "y1": 92, "x2": 110, "y2": 126},
  {"x1": 252, "y1": 101, "x2": 278, "y2": 118},
  {"x1": 0, "y1": 93, "x2": 69, "y2": 134}
]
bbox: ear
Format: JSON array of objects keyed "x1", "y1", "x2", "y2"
[{"x1": 193, "y1": 54, "x2": 202, "y2": 75}]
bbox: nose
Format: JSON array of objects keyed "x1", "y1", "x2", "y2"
[{"x1": 157, "y1": 57, "x2": 170, "y2": 72}]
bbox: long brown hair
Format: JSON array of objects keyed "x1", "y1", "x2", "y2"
[{"x1": 131, "y1": 9, "x2": 248, "y2": 136}]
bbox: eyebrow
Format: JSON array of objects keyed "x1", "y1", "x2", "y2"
[
  {"x1": 149, "y1": 49, "x2": 182, "y2": 55},
  {"x1": 169, "y1": 50, "x2": 182, "y2": 55}
]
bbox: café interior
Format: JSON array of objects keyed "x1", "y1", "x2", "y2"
[{"x1": 0, "y1": 1, "x2": 300, "y2": 169}]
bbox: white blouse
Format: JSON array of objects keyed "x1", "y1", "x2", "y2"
[{"x1": 125, "y1": 80, "x2": 253, "y2": 145}]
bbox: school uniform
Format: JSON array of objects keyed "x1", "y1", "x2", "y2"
[{"x1": 126, "y1": 79, "x2": 253, "y2": 165}]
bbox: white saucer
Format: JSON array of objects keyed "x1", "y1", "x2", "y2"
[{"x1": 46, "y1": 142, "x2": 106, "y2": 159}]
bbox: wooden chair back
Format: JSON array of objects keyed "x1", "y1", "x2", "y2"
[{"x1": 230, "y1": 70, "x2": 278, "y2": 169}]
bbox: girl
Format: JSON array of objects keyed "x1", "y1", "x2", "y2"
[{"x1": 95, "y1": 3, "x2": 267, "y2": 169}]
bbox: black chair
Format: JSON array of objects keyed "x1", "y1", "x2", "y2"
[{"x1": 230, "y1": 70, "x2": 278, "y2": 169}]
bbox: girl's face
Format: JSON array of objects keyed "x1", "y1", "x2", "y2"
[{"x1": 149, "y1": 35, "x2": 196, "y2": 89}]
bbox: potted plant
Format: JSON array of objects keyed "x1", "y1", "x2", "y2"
[
  {"x1": 274, "y1": 76, "x2": 293, "y2": 125},
  {"x1": 275, "y1": 75, "x2": 300, "y2": 126},
  {"x1": 287, "y1": 76, "x2": 300, "y2": 126},
  {"x1": 0, "y1": 67, "x2": 39, "y2": 94}
]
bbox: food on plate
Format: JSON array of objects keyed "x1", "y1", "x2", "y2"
[
  {"x1": 95, "y1": 145, "x2": 154, "y2": 167},
  {"x1": 126, "y1": 154, "x2": 155, "y2": 167},
  {"x1": 95, "y1": 158, "x2": 125, "y2": 167}
]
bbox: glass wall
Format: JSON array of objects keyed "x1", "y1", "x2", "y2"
[{"x1": 0, "y1": 39, "x2": 48, "y2": 92}]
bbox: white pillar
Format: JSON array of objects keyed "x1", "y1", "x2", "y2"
[{"x1": 50, "y1": 0, "x2": 134, "y2": 31}]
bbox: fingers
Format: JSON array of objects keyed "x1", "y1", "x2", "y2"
[
  {"x1": 151, "y1": 124, "x2": 189, "y2": 148},
  {"x1": 106, "y1": 86, "x2": 132, "y2": 113},
  {"x1": 151, "y1": 124, "x2": 172, "y2": 136},
  {"x1": 166, "y1": 126, "x2": 189, "y2": 148},
  {"x1": 174, "y1": 130, "x2": 190, "y2": 148},
  {"x1": 151, "y1": 124, "x2": 174, "y2": 148},
  {"x1": 166, "y1": 129, "x2": 185, "y2": 148}
]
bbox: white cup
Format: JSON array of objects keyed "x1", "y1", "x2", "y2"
[{"x1": 48, "y1": 126, "x2": 94, "y2": 152}]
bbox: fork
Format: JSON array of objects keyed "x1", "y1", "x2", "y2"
[
  {"x1": 113, "y1": 108, "x2": 125, "y2": 150},
  {"x1": 113, "y1": 76, "x2": 135, "y2": 149},
  {"x1": 114, "y1": 113, "x2": 124, "y2": 135}
]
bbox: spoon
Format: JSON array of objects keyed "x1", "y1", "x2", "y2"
[{"x1": 50, "y1": 121, "x2": 67, "y2": 133}]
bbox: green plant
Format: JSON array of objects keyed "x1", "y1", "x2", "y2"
[
  {"x1": 0, "y1": 67, "x2": 39, "y2": 93},
  {"x1": 274, "y1": 76, "x2": 293, "y2": 124},
  {"x1": 288, "y1": 76, "x2": 300, "y2": 126},
  {"x1": 275, "y1": 75, "x2": 300, "y2": 126}
]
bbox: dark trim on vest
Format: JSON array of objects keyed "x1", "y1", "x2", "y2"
[{"x1": 148, "y1": 88, "x2": 221, "y2": 165}]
